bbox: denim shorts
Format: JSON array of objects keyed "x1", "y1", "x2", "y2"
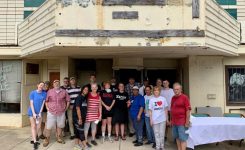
[{"x1": 172, "y1": 125, "x2": 189, "y2": 142}]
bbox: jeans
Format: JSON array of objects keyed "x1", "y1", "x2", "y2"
[
  {"x1": 145, "y1": 116, "x2": 155, "y2": 143},
  {"x1": 128, "y1": 110, "x2": 135, "y2": 134},
  {"x1": 132, "y1": 118, "x2": 144, "y2": 143},
  {"x1": 153, "y1": 121, "x2": 166, "y2": 149}
]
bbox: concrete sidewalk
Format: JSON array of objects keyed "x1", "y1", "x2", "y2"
[{"x1": 0, "y1": 127, "x2": 243, "y2": 150}]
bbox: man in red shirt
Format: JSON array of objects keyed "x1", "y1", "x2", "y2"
[
  {"x1": 171, "y1": 82, "x2": 191, "y2": 150},
  {"x1": 43, "y1": 80, "x2": 70, "y2": 147}
]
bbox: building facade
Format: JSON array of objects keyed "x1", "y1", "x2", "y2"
[{"x1": 0, "y1": 0, "x2": 245, "y2": 127}]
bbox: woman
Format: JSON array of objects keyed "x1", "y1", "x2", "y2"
[
  {"x1": 27, "y1": 82, "x2": 47, "y2": 150},
  {"x1": 73, "y1": 86, "x2": 89, "y2": 150},
  {"x1": 84, "y1": 83, "x2": 102, "y2": 147},
  {"x1": 100, "y1": 81, "x2": 115, "y2": 143},
  {"x1": 149, "y1": 86, "x2": 169, "y2": 150},
  {"x1": 113, "y1": 83, "x2": 130, "y2": 141},
  {"x1": 156, "y1": 78, "x2": 163, "y2": 90}
]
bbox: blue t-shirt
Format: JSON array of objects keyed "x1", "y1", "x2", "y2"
[
  {"x1": 27, "y1": 90, "x2": 47, "y2": 117},
  {"x1": 130, "y1": 94, "x2": 145, "y2": 120}
]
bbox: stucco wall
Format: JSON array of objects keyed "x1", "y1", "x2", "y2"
[{"x1": 188, "y1": 56, "x2": 225, "y2": 113}]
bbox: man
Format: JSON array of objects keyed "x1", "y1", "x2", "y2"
[
  {"x1": 129, "y1": 86, "x2": 145, "y2": 146},
  {"x1": 161, "y1": 80, "x2": 175, "y2": 141},
  {"x1": 66, "y1": 77, "x2": 81, "y2": 140},
  {"x1": 171, "y1": 83, "x2": 191, "y2": 150},
  {"x1": 110, "y1": 77, "x2": 118, "y2": 93},
  {"x1": 43, "y1": 80, "x2": 70, "y2": 147},
  {"x1": 125, "y1": 77, "x2": 141, "y2": 137},
  {"x1": 85, "y1": 74, "x2": 101, "y2": 92},
  {"x1": 61, "y1": 77, "x2": 69, "y2": 90},
  {"x1": 139, "y1": 78, "x2": 150, "y2": 96}
]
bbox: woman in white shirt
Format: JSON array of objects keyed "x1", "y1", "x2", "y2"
[{"x1": 149, "y1": 86, "x2": 169, "y2": 150}]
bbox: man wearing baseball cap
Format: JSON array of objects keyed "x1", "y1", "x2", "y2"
[
  {"x1": 43, "y1": 80, "x2": 70, "y2": 147},
  {"x1": 129, "y1": 86, "x2": 145, "y2": 147}
]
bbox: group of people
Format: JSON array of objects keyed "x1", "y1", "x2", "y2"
[{"x1": 27, "y1": 74, "x2": 191, "y2": 150}]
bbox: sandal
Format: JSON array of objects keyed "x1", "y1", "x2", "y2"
[
  {"x1": 115, "y1": 136, "x2": 119, "y2": 141},
  {"x1": 121, "y1": 135, "x2": 126, "y2": 140}
]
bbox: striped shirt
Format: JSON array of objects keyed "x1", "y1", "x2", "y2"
[
  {"x1": 66, "y1": 86, "x2": 81, "y2": 104},
  {"x1": 86, "y1": 93, "x2": 101, "y2": 122}
]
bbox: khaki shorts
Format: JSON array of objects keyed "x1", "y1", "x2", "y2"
[{"x1": 46, "y1": 111, "x2": 66, "y2": 130}]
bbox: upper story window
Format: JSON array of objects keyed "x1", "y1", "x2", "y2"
[
  {"x1": 216, "y1": 0, "x2": 237, "y2": 19},
  {"x1": 24, "y1": 0, "x2": 46, "y2": 7},
  {"x1": 226, "y1": 66, "x2": 245, "y2": 106},
  {"x1": 216, "y1": 0, "x2": 237, "y2": 5}
]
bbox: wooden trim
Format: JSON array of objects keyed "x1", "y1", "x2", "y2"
[
  {"x1": 192, "y1": 0, "x2": 200, "y2": 18},
  {"x1": 103, "y1": 0, "x2": 166, "y2": 6},
  {"x1": 112, "y1": 11, "x2": 138, "y2": 19},
  {"x1": 225, "y1": 65, "x2": 245, "y2": 106},
  {"x1": 55, "y1": 29, "x2": 205, "y2": 38}
]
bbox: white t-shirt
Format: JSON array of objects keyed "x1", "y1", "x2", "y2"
[
  {"x1": 144, "y1": 94, "x2": 153, "y2": 117},
  {"x1": 149, "y1": 96, "x2": 168, "y2": 124},
  {"x1": 160, "y1": 88, "x2": 174, "y2": 110}
]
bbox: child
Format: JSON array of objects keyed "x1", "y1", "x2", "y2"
[{"x1": 149, "y1": 86, "x2": 169, "y2": 150}]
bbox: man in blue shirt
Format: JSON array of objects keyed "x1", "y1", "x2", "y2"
[{"x1": 129, "y1": 86, "x2": 145, "y2": 146}]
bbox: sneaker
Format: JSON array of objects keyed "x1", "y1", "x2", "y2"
[
  {"x1": 145, "y1": 141, "x2": 152, "y2": 145},
  {"x1": 70, "y1": 136, "x2": 75, "y2": 140},
  {"x1": 91, "y1": 140, "x2": 98, "y2": 146},
  {"x1": 43, "y1": 137, "x2": 50, "y2": 147},
  {"x1": 132, "y1": 140, "x2": 138, "y2": 144},
  {"x1": 83, "y1": 147, "x2": 90, "y2": 150},
  {"x1": 33, "y1": 142, "x2": 38, "y2": 149},
  {"x1": 152, "y1": 143, "x2": 156, "y2": 148},
  {"x1": 134, "y1": 142, "x2": 143, "y2": 146},
  {"x1": 108, "y1": 136, "x2": 113, "y2": 143},
  {"x1": 86, "y1": 142, "x2": 92, "y2": 148},
  {"x1": 73, "y1": 145, "x2": 82, "y2": 150},
  {"x1": 101, "y1": 136, "x2": 105, "y2": 144}
]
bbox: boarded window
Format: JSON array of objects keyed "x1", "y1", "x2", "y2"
[
  {"x1": 0, "y1": 61, "x2": 22, "y2": 113},
  {"x1": 226, "y1": 66, "x2": 245, "y2": 106}
]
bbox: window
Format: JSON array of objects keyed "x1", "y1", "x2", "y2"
[
  {"x1": 216, "y1": 0, "x2": 236, "y2": 5},
  {"x1": 0, "y1": 61, "x2": 22, "y2": 113},
  {"x1": 225, "y1": 9, "x2": 237, "y2": 19},
  {"x1": 226, "y1": 66, "x2": 245, "y2": 106},
  {"x1": 24, "y1": 11, "x2": 33, "y2": 19},
  {"x1": 24, "y1": 0, "x2": 46, "y2": 7}
]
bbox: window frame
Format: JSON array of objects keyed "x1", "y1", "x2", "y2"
[{"x1": 225, "y1": 65, "x2": 245, "y2": 106}]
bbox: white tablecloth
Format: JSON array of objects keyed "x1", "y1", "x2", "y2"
[{"x1": 187, "y1": 117, "x2": 245, "y2": 149}]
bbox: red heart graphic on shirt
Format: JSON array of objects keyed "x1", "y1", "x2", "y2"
[{"x1": 156, "y1": 101, "x2": 162, "y2": 106}]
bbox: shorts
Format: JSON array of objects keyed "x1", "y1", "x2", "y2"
[
  {"x1": 46, "y1": 111, "x2": 66, "y2": 130},
  {"x1": 42, "y1": 112, "x2": 47, "y2": 123},
  {"x1": 102, "y1": 113, "x2": 113, "y2": 119},
  {"x1": 74, "y1": 122, "x2": 85, "y2": 141},
  {"x1": 172, "y1": 125, "x2": 189, "y2": 142}
]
